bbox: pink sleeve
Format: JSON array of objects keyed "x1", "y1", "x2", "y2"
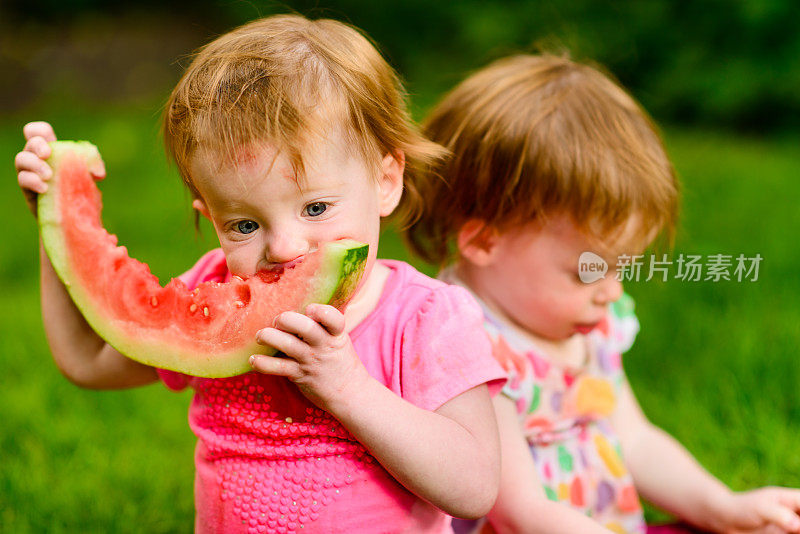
[
  {"x1": 157, "y1": 249, "x2": 228, "y2": 391},
  {"x1": 400, "y1": 285, "x2": 507, "y2": 412}
]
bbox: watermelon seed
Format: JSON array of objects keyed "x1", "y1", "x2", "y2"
[
  {"x1": 150, "y1": 296, "x2": 158, "y2": 307},
  {"x1": 203, "y1": 306, "x2": 210, "y2": 317},
  {"x1": 235, "y1": 301, "x2": 244, "y2": 308},
  {"x1": 189, "y1": 304, "x2": 198, "y2": 313}
]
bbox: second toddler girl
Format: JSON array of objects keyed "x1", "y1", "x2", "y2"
[{"x1": 402, "y1": 54, "x2": 800, "y2": 534}]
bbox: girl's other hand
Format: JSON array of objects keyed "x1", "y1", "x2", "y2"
[
  {"x1": 721, "y1": 487, "x2": 800, "y2": 533},
  {"x1": 251, "y1": 303, "x2": 371, "y2": 411},
  {"x1": 15, "y1": 122, "x2": 105, "y2": 216}
]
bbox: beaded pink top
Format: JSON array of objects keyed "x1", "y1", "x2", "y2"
[{"x1": 159, "y1": 252, "x2": 505, "y2": 533}]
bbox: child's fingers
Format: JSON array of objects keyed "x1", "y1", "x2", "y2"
[
  {"x1": 21, "y1": 134, "x2": 106, "y2": 181},
  {"x1": 18, "y1": 172, "x2": 41, "y2": 215},
  {"x1": 781, "y1": 489, "x2": 800, "y2": 512},
  {"x1": 305, "y1": 304, "x2": 345, "y2": 336},
  {"x1": 758, "y1": 501, "x2": 800, "y2": 532},
  {"x1": 18, "y1": 170, "x2": 48, "y2": 195},
  {"x1": 249, "y1": 354, "x2": 301, "y2": 378},
  {"x1": 15, "y1": 150, "x2": 52, "y2": 181},
  {"x1": 24, "y1": 135, "x2": 52, "y2": 160},
  {"x1": 256, "y1": 327, "x2": 311, "y2": 361},
  {"x1": 23, "y1": 121, "x2": 56, "y2": 142},
  {"x1": 273, "y1": 311, "x2": 331, "y2": 346}
]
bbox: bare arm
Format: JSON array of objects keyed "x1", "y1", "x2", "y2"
[
  {"x1": 612, "y1": 380, "x2": 730, "y2": 529},
  {"x1": 19, "y1": 122, "x2": 158, "y2": 389},
  {"x1": 487, "y1": 395, "x2": 612, "y2": 534},
  {"x1": 612, "y1": 380, "x2": 800, "y2": 533},
  {"x1": 332, "y1": 379, "x2": 501, "y2": 519},
  {"x1": 40, "y1": 242, "x2": 159, "y2": 389}
]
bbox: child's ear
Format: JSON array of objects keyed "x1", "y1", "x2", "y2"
[
  {"x1": 378, "y1": 150, "x2": 405, "y2": 217},
  {"x1": 457, "y1": 219, "x2": 500, "y2": 266},
  {"x1": 192, "y1": 198, "x2": 212, "y2": 221}
]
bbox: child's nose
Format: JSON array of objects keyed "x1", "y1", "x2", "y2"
[
  {"x1": 594, "y1": 276, "x2": 623, "y2": 305},
  {"x1": 265, "y1": 232, "x2": 309, "y2": 265}
]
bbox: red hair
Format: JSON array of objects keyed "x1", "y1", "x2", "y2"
[
  {"x1": 400, "y1": 53, "x2": 679, "y2": 266},
  {"x1": 163, "y1": 14, "x2": 445, "y2": 207}
]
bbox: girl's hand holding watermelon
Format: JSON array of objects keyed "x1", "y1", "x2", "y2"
[
  {"x1": 252, "y1": 303, "x2": 371, "y2": 411},
  {"x1": 15, "y1": 121, "x2": 105, "y2": 215},
  {"x1": 16, "y1": 121, "x2": 160, "y2": 389}
]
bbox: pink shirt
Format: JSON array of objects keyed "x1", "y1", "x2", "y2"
[{"x1": 159, "y1": 251, "x2": 505, "y2": 534}]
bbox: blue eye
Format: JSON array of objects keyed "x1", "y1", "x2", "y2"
[
  {"x1": 236, "y1": 220, "x2": 259, "y2": 234},
  {"x1": 304, "y1": 202, "x2": 327, "y2": 217}
]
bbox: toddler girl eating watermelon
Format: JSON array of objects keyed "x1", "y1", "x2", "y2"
[
  {"x1": 15, "y1": 15, "x2": 505, "y2": 533},
  {"x1": 401, "y1": 53, "x2": 800, "y2": 534}
]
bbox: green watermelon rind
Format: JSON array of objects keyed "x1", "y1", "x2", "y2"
[
  {"x1": 38, "y1": 141, "x2": 368, "y2": 378},
  {"x1": 38, "y1": 141, "x2": 100, "y2": 294}
]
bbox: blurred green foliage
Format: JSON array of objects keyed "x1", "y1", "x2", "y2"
[{"x1": 2, "y1": 0, "x2": 799, "y2": 131}]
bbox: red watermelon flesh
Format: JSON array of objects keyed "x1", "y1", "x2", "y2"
[{"x1": 38, "y1": 141, "x2": 368, "y2": 378}]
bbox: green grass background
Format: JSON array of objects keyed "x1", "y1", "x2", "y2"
[{"x1": 1, "y1": 103, "x2": 799, "y2": 531}]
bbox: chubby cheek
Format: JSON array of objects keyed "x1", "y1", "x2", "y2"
[
  {"x1": 218, "y1": 245, "x2": 258, "y2": 278},
  {"x1": 207, "y1": 227, "x2": 248, "y2": 278},
  {"x1": 212, "y1": 232, "x2": 267, "y2": 278},
  {"x1": 513, "y1": 285, "x2": 590, "y2": 339},
  {"x1": 553, "y1": 293, "x2": 590, "y2": 325}
]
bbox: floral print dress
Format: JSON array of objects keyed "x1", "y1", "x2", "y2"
[{"x1": 448, "y1": 272, "x2": 646, "y2": 534}]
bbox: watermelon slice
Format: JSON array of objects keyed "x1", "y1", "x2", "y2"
[{"x1": 38, "y1": 141, "x2": 368, "y2": 378}]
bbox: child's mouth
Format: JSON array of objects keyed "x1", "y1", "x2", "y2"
[
  {"x1": 260, "y1": 245, "x2": 318, "y2": 274},
  {"x1": 254, "y1": 256, "x2": 307, "y2": 284},
  {"x1": 574, "y1": 322, "x2": 600, "y2": 335},
  {"x1": 264, "y1": 256, "x2": 304, "y2": 272}
]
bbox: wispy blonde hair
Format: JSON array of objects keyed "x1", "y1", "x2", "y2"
[
  {"x1": 163, "y1": 14, "x2": 445, "y2": 206},
  {"x1": 400, "y1": 53, "x2": 679, "y2": 266}
]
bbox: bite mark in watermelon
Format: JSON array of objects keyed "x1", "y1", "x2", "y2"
[{"x1": 38, "y1": 141, "x2": 368, "y2": 378}]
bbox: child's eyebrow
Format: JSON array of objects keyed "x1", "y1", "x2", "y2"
[
  {"x1": 295, "y1": 175, "x2": 348, "y2": 195},
  {"x1": 210, "y1": 199, "x2": 256, "y2": 215}
]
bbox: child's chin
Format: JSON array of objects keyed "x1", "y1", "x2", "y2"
[{"x1": 536, "y1": 328, "x2": 577, "y2": 342}]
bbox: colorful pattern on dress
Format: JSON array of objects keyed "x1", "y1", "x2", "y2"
[{"x1": 487, "y1": 292, "x2": 644, "y2": 534}]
